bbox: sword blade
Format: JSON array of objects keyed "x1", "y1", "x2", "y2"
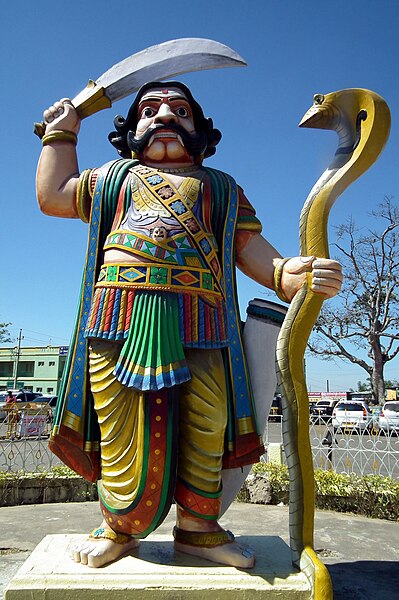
[
  {"x1": 35, "y1": 38, "x2": 246, "y2": 138},
  {"x1": 94, "y1": 38, "x2": 246, "y2": 103}
]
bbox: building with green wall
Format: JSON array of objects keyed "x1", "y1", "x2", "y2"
[{"x1": 0, "y1": 346, "x2": 68, "y2": 394}]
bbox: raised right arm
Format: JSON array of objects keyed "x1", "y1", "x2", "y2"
[{"x1": 36, "y1": 99, "x2": 81, "y2": 218}]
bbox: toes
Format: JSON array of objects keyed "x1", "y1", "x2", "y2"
[
  {"x1": 70, "y1": 536, "x2": 140, "y2": 568},
  {"x1": 72, "y1": 542, "x2": 85, "y2": 563},
  {"x1": 72, "y1": 549, "x2": 81, "y2": 563},
  {"x1": 87, "y1": 553, "x2": 101, "y2": 568},
  {"x1": 79, "y1": 542, "x2": 93, "y2": 565},
  {"x1": 71, "y1": 541, "x2": 94, "y2": 565}
]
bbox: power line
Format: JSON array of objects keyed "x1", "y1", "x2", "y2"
[
  {"x1": 19, "y1": 328, "x2": 69, "y2": 342},
  {"x1": 7, "y1": 328, "x2": 69, "y2": 345}
]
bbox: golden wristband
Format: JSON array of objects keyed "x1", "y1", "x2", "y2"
[
  {"x1": 42, "y1": 130, "x2": 78, "y2": 146},
  {"x1": 274, "y1": 257, "x2": 291, "y2": 303}
]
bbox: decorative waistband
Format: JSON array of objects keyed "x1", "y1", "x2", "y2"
[
  {"x1": 97, "y1": 263, "x2": 221, "y2": 296},
  {"x1": 104, "y1": 230, "x2": 203, "y2": 265}
]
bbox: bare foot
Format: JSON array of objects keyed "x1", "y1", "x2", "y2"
[
  {"x1": 72, "y1": 522, "x2": 139, "y2": 568},
  {"x1": 174, "y1": 534, "x2": 255, "y2": 568},
  {"x1": 174, "y1": 507, "x2": 255, "y2": 568}
]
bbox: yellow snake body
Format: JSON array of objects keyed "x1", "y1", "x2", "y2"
[{"x1": 277, "y1": 89, "x2": 390, "y2": 599}]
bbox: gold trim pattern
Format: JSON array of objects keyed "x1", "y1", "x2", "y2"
[
  {"x1": 173, "y1": 526, "x2": 234, "y2": 547},
  {"x1": 237, "y1": 416, "x2": 255, "y2": 436},
  {"x1": 42, "y1": 129, "x2": 78, "y2": 146},
  {"x1": 274, "y1": 257, "x2": 291, "y2": 303},
  {"x1": 97, "y1": 263, "x2": 222, "y2": 296},
  {"x1": 63, "y1": 410, "x2": 82, "y2": 432},
  {"x1": 76, "y1": 169, "x2": 91, "y2": 223},
  {"x1": 84, "y1": 440, "x2": 100, "y2": 452},
  {"x1": 236, "y1": 221, "x2": 262, "y2": 232}
]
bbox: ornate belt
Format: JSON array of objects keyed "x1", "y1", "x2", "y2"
[
  {"x1": 104, "y1": 230, "x2": 208, "y2": 268},
  {"x1": 97, "y1": 263, "x2": 221, "y2": 296}
]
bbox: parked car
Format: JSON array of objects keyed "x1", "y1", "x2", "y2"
[
  {"x1": 28, "y1": 395, "x2": 58, "y2": 424},
  {"x1": 0, "y1": 391, "x2": 46, "y2": 423},
  {"x1": 15, "y1": 391, "x2": 43, "y2": 403},
  {"x1": 379, "y1": 401, "x2": 399, "y2": 434},
  {"x1": 33, "y1": 395, "x2": 58, "y2": 408},
  {"x1": 332, "y1": 400, "x2": 373, "y2": 432},
  {"x1": 310, "y1": 399, "x2": 340, "y2": 423},
  {"x1": 0, "y1": 394, "x2": 7, "y2": 420}
]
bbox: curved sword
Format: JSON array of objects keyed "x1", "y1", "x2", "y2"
[{"x1": 34, "y1": 38, "x2": 246, "y2": 137}]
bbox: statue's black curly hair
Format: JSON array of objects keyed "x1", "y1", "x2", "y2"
[{"x1": 108, "y1": 81, "x2": 221, "y2": 159}]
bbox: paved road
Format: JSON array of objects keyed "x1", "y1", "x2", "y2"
[{"x1": 1, "y1": 502, "x2": 399, "y2": 600}]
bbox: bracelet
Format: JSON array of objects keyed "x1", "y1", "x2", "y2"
[
  {"x1": 42, "y1": 130, "x2": 78, "y2": 146},
  {"x1": 274, "y1": 257, "x2": 291, "y2": 303}
]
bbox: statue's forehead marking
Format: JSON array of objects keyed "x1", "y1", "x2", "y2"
[{"x1": 140, "y1": 88, "x2": 188, "y2": 102}]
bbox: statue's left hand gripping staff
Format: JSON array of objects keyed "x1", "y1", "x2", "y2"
[
  {"x1": 277, "y1": 89, "x2": 390, "y2": 600},
  {"x1": 34, "y1": 37, "x2": 247, "y2": 137}
]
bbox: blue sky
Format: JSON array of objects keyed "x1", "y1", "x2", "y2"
[{"x1": 1, "y1": 0, "x2": 398, "y2": 390}]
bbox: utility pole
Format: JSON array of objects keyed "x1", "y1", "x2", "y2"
[
  {"x1": 12, "y1": 329, "x2": 23, "y2": 389},
  {"x1": 326, "y1": 379, "x2": 330, "y2": 393}
]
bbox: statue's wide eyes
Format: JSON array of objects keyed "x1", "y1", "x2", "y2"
[
  {"x1": 314, "y1": 94, "x2": 325, "y2": 105},
  {"x1": 176, "y1": 106, "x2": 188, "y2": 117},
  {"x1": 143, "y1": 107, "x2": 154, "y2": 117}
]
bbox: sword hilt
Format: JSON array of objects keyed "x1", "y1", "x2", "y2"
[
  {"x1": 34, "y1": 82, "x2": 112, "y2": 139},
  {"x1": 33, "y1": 122, "x2": 47, "y2": 139}
]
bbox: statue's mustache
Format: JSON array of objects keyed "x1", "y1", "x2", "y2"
[{"x1": 127, "y1": 123, "x2": 208, "y2": 156}]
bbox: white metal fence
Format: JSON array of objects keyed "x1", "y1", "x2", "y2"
[
  {"x1": 1, "y1": 406, "x2": 399, "y2": 479},
  {"x1": 0, "y1": 403, "x2": 62, "y2": 472},
  {"x1": 264, "y1": 416, "x2": 399, "y2": 479}
]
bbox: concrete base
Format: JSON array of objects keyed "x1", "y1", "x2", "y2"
[{"x1": 5, "y1": 533, "x2": 310, "y2": 599}]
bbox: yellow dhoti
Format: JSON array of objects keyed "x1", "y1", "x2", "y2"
[{"x1": 89, "y1": 340, "x2": 227, "y2": 536}]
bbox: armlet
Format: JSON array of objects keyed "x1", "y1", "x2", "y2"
[{"x1": 76, "y1": 169, "x2": 96, "y2": 223}]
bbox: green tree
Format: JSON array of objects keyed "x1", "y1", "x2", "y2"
[
  {"x1": 0, "y1": 323, "x2": 12, "y2": 343},
  {"x1": 385, "y1": 379, "x2": 399, "y2": 389},
  {"x1": 309, "y1": 198, "x2": 399, "y2": 404},
  {"x1": 357, "y1": 380, "x2": 371, "y2": 392}
]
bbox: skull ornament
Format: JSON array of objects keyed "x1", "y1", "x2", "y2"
[{"x1": 151, "y1": 227, "x2": 168, "y2": 241}]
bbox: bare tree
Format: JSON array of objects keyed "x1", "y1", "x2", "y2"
[{"x1": 308, "y1": 197, "x2": 399, "y2": 404}]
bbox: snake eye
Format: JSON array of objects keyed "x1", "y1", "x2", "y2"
[{"x1": 314, "y1": 94, "x2": 325, "y2": 105}]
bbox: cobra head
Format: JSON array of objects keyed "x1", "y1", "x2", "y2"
[{"x1": 299, "y1": 88, "x2": 390, "y2": 164}]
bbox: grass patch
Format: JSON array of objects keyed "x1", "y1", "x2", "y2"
[
  {"x1": 0, "y1": 467, "x2": 97, "y2": 506},
  {"x1": 241, "y1": 463, "x2": 399, "y2": 521},
  {"x1": 0, "y1": 466, "x2": 79, "y2": 482}
]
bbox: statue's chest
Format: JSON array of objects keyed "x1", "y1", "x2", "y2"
[{"x1": 131, "y1": 172, "x2": 201, "y2": 216}]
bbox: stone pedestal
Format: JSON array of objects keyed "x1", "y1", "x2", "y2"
[{"x1": 5, "y1": 533, "x2": 310, "y2": 599}]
